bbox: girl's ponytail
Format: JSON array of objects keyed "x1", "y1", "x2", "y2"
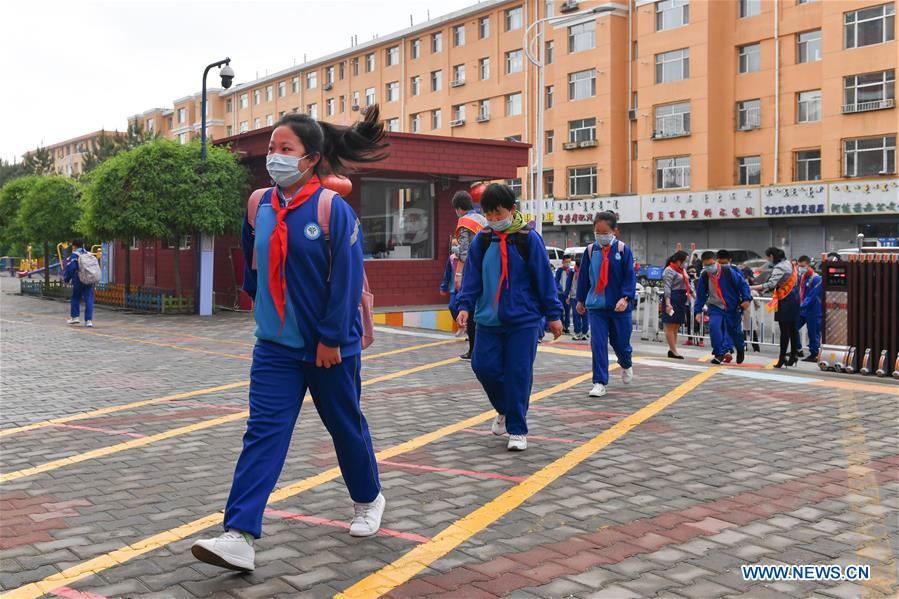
[{"x1": 318, "y1": 104, "x2": 390, "y2": 175}]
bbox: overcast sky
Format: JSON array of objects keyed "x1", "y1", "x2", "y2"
[{"x1": 1, "y1": 0, "x2": 481, "y2": 163}]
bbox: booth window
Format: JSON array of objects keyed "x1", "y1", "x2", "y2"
[{"x1": 361, "y1": 180, "x2": 434, "y2": 260}]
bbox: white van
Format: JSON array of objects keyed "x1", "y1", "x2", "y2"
[{"x1": 546, "y1": 246, "x2": 565, "y2": 270}]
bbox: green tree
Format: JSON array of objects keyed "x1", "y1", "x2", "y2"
[
  {"x1": 81, "y1": 132, "x2": 121, "y2": 174},
  {"x1": 16, "y1": 176, "x2": 81, "y2": 284},
  {"x1": 0, "y1": 158, "x2": 26, "y2": 188},
  {"x1": 0, "y1": 176, "x2": 38, "y2": 256},
  {"x1": 22, "y1": 147, "x2": 54, "y2": 175},
  {"x1": 80, "y1": 138, "x2": 248, "y2": 296}
]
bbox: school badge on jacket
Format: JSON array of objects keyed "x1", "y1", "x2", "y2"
[{"x1": 304, "y1": 222, "x2": 322, "y2": 240}]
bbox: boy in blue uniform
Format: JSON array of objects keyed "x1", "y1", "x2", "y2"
[
  {"x1": 554, "y1": 256, "x2": 575, "y2": 334},
  {"x1": 796, "y1": 255, "x2": 822, "y2": 362},
  {"x1": 456, "y1": 184, "x2": 563, "y2": 452},
  {"x1": 63, "y1": 239, "x2": 95, "y2": 328},
  {"x1": 694, "y1": 251, "x2": 752, "y2": 365},
  {"x1": 440, "y1": 243, "x2": 460, "y2": 320},
  {"x1": 576, "y1": 212, "x2": 637, "y2": 398}
]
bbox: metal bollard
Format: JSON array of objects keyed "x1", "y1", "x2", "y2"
[
  {"x1": 859, "y1": 348, "x2": 872, "y2": 375},
  {"x1": 893, "y1": 353, "x2": 899, "y2": 379},
  {"x1": 843, "y1": 347, "x2": 857, "y2": 374},
  {"x1": 875, "y1": 350, "x2": 889, "y2": 377}
]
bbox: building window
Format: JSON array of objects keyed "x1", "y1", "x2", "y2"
[
  {"x1": 507, "y1": 178, "x2": 522, "y2": 198},
  {"x1": 352, "y1": 57, "x2": 360, "y2": 76},
  {"x1": 797, "y1": 90, "x2": 822, "y2": 122},
  {"x1": 253, "y1": 118, "x2": 261, "y2": 130},
  {"x1": 339, "y1": 96, "x2": 346, "y2": 113},
  {"x1": 545, "y1": 0, "x2": 555, "y2": 17},
  {"x1": 411, "y1": 113, "x2": 421, "y2": 133},
  {"x1": 386, "y1": 118, "x2": 400, "y2": 132},
  {"x1": 431, "y1": 70, "x2": 442, "y2": 91},
  {"x1": 546, "y1": 130, "x2": 554, "y2": 154},
  {"x1": 361, "y1": 180, "x2": 434, "y2": 260},
  {"x1": 452, "y1": 64, "x2": 466, "y2": 85},
  {"x1": 546, "y1": 85, "x2": 555, "y2": 109},
  {"x1": 568, "y1": 166, "x2": 597, "y2": 196},
  {"x1": 366, "y1": 53, "x2": 375, "y2": 72},
  {"x1": 737, "y1": 99, "x2": 761, "y2": 130},
  {"x1": 352, "y1": 91, "x2": 360, "y2": 107},
  {"x1": 178, "y1": 107, "x2": 187, "y2": 123},
  {"x1": 844, "y1": 3, "x2": 895, "y2": 49},
  {"x1": 844, "y1": 135, "x2": 896, "y2": 177},
  {"x1": 291, "y1": 77, "x2": 299, "y2": 94},
  {"x1": 225, "y1": 99, "x2": 233, "y2": 113},
  {"x1": 546, "y1": 40, "x2": 555, "y2": 64},
  {"x1": 506, "y1": 6, "x2": 523, "y2": 31},
  {"x1": 411, "y1": 39, "x2": 421, "y2": 59},
  {"x1": 240, "y1": 94, "x2": 248, "y2": 109},
  {"x1": 654, "y1": 101, "x2": 691, "y2": 138},
  {"x1": 307, "y1": 103, "x2": 318, "y2": 119},
  {"x1": 278, "y1": 81, "x2": 286, "y2": 97},
  {"x1": 179, "y1": 132, "x2": 189, "y2": 144},
  {"x1": 506, "y1": 92, "x2": 523, "y2": 116},
  {"x1": 452, "y1": 104, "x2": 465, "y2": 123},
  {"x1": 506, "y1": 49, "x2": 523, "y2": 74},
  {"x1": 568, "y1": 117, "x2": 597, "y2": 143},
  {"x1": 365, "y1": 87, "x2": 375, "y2": 106},
  {"x1": 226, "y1": 125, "x2": 233, "y2": 136},
  {"x1": 266, "y1": 85, "x2": 273, "y2": 101},
  {"x1": 432, "y1": 108, "x2": 442, "y2": 130},
  {"x1": 843, "y1": 70, "x2": 895, "y2": 112},
  {"x1": 411, "y1": 75, "x2": 421, "y2": 96},
  {"x1": 795, "y1": 149, "x2": 821, "y2": 181},
  {"x1": 478, "y1": 99, "x2": 490, "y2": 120},
  {"x1": 479, "y1": 57, "x2": 490, "y2": 80},
  {"x1": 325, "y1": 66, "x2": 335, "y2": 85},
  {"x1": 479, "y1": 16, "x2": 490, "y2": 39},
  {"x1": 386, "y1": 46, "x2": 399, "y2": 66},
  {"x1": 339, "y1": 62, "x2": 346, "y2": 80},
  {"x1": 239, "y1": 121, "x2": 248, "y2": 133},
  {"x1": 326, "y1": 98, "x2": 336, "y2": 116},
  {"x1": 453, "y1": 25, "x2": 465, "y2": 47},
  {"x1": 386, "y1": 81, "x2": 400, "y2": 102},
  {"x1": 568, "y1": 21, "x2": 596, "y2": 53},
  {"x1": 656, "y1": 0, "x2": 689, "y2": 31},
  {"x1": 568, "y1": 69, "x2": 596, "y2": 100},
  {"x1": 737, "y1": 156, "x2": 761, "y2": 185},
  {"x1": 797, "y1": 30, "x2": 822, "y2": 63},
  {"x1": 266, "y1": 114, "x2": 273, "y2": 126},
  {"x1": 307, "y1": 72, "x2": 317, "y2": 89},
  {"x1": 739, "y1": 0, "x2": 761, "y2": 18},
  {"x1": 656, "y1": 48, "x2": 690, "y2": 83},
  {"x1": 656, "y1": 156, "x2": 691, "y2": 189},
  {"x1": 738, "y1": 43, "x2": 761, "y2": 73},
  {"x1": 432, "y1": 32, "x2": 443, "y2": 53}
]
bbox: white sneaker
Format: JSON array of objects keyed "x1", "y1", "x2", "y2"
[
  {"x1": 507, "y1": 435, "x2": 527, "y2": 451},
  {"x1": 621, "y1": 367, "x2": 634, "y2": 384},
  {"x1": 191, "y1": 530, "x2": 255, "y2": 571},
  {"x1": 491, "y1": 414, "x2": 507, "y2": 436},
  {"x1": 85, "y1": 320, "x2": 93, "y2": 328},
  {"x1": 349, "y1": 493, "x2": 386, "y2": 537},
  {"x1": 589, "y1": 383, "x2": 607, "y2": 397},
  {"x1": 66, "y1": 317, "x2": 80, "y2": 325}
]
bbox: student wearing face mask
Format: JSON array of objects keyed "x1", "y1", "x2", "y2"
[
  {"x1": 576, "y1": 211, "x2": 637, "y2": 398},
  {"x1": 456, "y1": 184, "x2": 563, "y2": 452},
  {"x1": 453, "y1": 191, "x2": 488, "y2": 360},
  {"x1": 751, "y1": 247, "x2": 800, "y2": 368},
  {"x1": 554, "y1": 256, "x2": 575, "y2": 334},
  {"x1": 661, "y1": 250, "x2": 691, "y2": 359},
  {"x1": 795, "y1": 255, "x2": 822, "y2": 363},
  {"x1": 191, "y1": 108, "x2": 388, "y2": 572},
  {"x1": 693, "y1": 251, "x2": 752, "y2": 365}
]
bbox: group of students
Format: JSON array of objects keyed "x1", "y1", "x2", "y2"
[{"x1": 661, "y1": 248, "x2": 822, "y2": 367}]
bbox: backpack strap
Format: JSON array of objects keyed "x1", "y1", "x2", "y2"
[
  {"x1": 317, "y1": 188, "x2": 337, "y2": 240},
  {"x1": 617, "y1": 240, "x2": 625, "y2": 253},
  {"x1": 247, "y1": 187, "x2": 271, "y2": 232},
  {"x1": 477, "y1": 228, "x2": 531, "y2": 263}
]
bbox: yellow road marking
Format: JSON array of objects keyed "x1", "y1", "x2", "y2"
[
  {"x1": 337, "y1": 367, "x2": 718, "y2": 599},
  {"x1": 764, "y1": 358, "x2": 780, "y2": 369},
  {"x1": 0, "y1": 357, "x2": 461, "y2": 483},
  {"x1": 0, "y1": 340, "x2": 460, "y2": 438},
  {"x1": 698, "y1": 354, "x2": 712, "y2": 363},
  {"x1": 5, "y1": 372, "x2": 593, "y2": 599}
]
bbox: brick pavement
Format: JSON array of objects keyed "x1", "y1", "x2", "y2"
[{"x1": 1, "y1": 277, "x2": 897, "y2": 598}]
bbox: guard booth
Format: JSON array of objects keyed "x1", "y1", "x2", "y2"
[{"x1": 822, "y1": 250, "x2": 899, "y2": 376}]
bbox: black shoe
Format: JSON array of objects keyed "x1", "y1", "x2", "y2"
[
  {"x1": 460, "y1": 352, "x2": 471, "y2": 361},
  {"x1": 562, "y1": 329, "x2": 570, "y2": 334},
  {"x1": 736, "y1": 346, "x2": 745, "y2": 364},
  {"x1": 787, "y1": 354, "x2": 799, "y2": 367},
  {"x1": 802, "y1": 354, "x2": 818, "y2": 363},
  {"x1": 667, "y1": 350, "x2": 685, "y2": 360},
  {"x1": 710, "y1": 356, "x2": 724, "y2": 365},
  {"x1": 795, "y1": 350, "x2": 805, "y2": 358},
  {"x1": 773, "y1": 356, "x2": 786, "y2": 368}
]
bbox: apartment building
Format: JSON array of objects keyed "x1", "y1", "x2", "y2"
[
  {"x1": 103, "y1": 0, "x2": 899, "y2": 260},
  {"x1": 23, "y1": 129, "x2": 127, "y2": 177}
]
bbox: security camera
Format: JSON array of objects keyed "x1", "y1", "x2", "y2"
[{"x1": 220, "y1": 64, "x2": 235, "y2": 89}]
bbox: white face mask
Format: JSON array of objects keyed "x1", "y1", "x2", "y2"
[
  {"x1": 488, "y1": 217, "x2": 513, "y2": 231},
  {"x1": 266, "y1": 153, "x2": 311, "y2": 187},
  {"x1": 595, "y1": 233, "x2": 614, "y2": 246}
]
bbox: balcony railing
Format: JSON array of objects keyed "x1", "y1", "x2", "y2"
[
  {"x1": 653, "y1": 114, "x2": 690, "y2": 139},
  {"x1": 842, "y1": 99, "x2": 895, "y2": 114}
]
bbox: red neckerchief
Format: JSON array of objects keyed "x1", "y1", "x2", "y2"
[
  {"x1": 799, "y1": 268, "x2": 814, "y2": 303},
  {"x1": 493, "y1": 231, "x2": 511, "y2": 307},
  {"x1": 268, "y1": 176, "x2": 321, "y2": 331},
  {"x1": 709, "y1": 266, "x2": 728, "y2": 309},
  {"x1": 592, "y1": 243, "x2": 612, "y2": 296},
  {"x1": 670, "y1": 263, "x2": 693, "y2": 297}
]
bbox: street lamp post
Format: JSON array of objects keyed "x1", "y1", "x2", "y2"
[
  {"x1": 523, "y1": 6, "x2": 617, "y2": 237},
  {"x1": 196, "y1": 58, "x2": 235, "y2": 316}
]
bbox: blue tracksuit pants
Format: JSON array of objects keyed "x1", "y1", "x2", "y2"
[
  {"x1": 588, "y1": 311, "x2": 633, "y2": 385},
  {"x1": 471, "y1": 324, "x2": 540, "y2": 436},
  {"x1": 224, "y1": 339, "x2": 380, "y2": 538},
  {"x1": 70, "y1": 283, "x2": 94, "y2": 320},
  {"x1": 797, "y1": 312, "x2": 821, "y2": 356},
  {"x1": 708, "y1": 308, "x2": 744, "y2": 358},
  {"x1": 559, "y1": 296, "x2": 571, "y2": 331},
  {"x1": 572, "y1": 308, "x2": 589, "y2": 336}
]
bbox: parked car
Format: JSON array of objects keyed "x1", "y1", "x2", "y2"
[
  {"x1": 546, "y1": 246, "x2": 565, "y2": 270},
  {"x1": 742, "y1": 258, "x2": 771, "y2": 285}
]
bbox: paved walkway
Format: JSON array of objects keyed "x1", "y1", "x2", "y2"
[{"x1": 1, "y1": 277, "x2": 896, "y2": 599}]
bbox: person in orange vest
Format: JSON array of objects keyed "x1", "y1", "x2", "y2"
[{"x1": 453, "y1": 190, "x2": 487, "y2": 360}]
